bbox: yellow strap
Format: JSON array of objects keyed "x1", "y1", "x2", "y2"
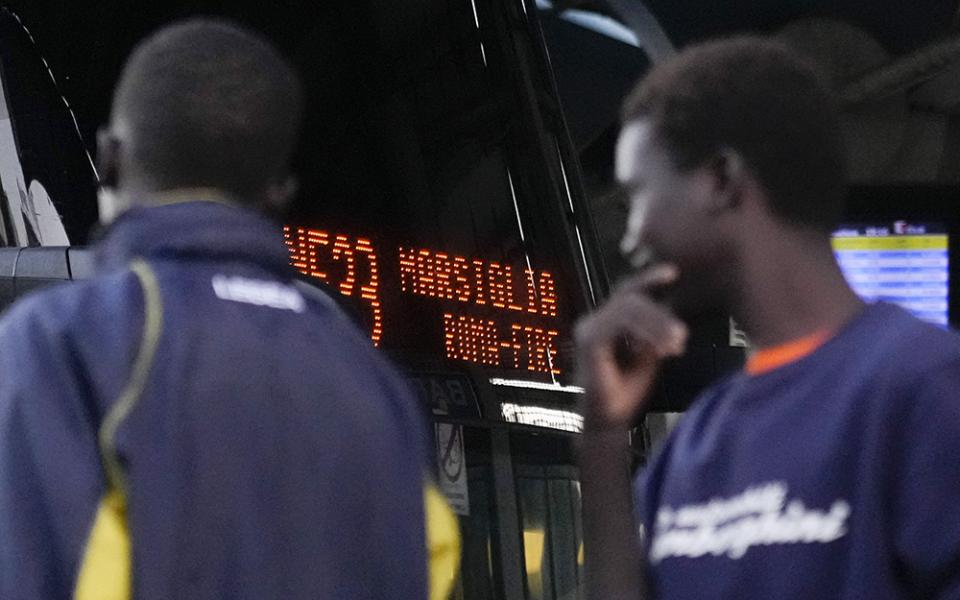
[
  {"x1": 74, "y1": 491, "x2": 131, "y2": 600},
  {"x1": 426, "y1": 481, "x2": 461, "y2": 600},
  {"x1": 98, "y1": 259, "x2": 163, "y2": 496},
  {"x1": 147, "y1": 187, "x2": 237, "y2": 208},
  {"x1": 75, "y1": 260, "x2": 163, "y2": 599}
]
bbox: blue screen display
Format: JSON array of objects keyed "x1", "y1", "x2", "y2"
[{"x1": 832, "y1": 222, "x2": 949, "y2": 327}]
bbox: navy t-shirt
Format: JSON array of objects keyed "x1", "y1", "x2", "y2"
[{"x1": 636, "y1": 303, "x2": 960, "y2": 599}]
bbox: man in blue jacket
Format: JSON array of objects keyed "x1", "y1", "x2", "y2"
[
  {"x1": 0, "y1": 19, "x2": 457, "y2": 599},
  {"x1": 577, "y1": 37, "x2": 960, "y2": 599}
]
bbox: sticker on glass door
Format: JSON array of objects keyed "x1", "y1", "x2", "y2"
[{"x1": 436, "y1": 423, "x2": 470, "y2": 516}]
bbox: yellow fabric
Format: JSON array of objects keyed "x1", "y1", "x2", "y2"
[
  {"x1": 426, "y1": 482, "x2": 461, "y2": 600},
  {"x1": 74, "y1": 490, "x2": 131, "y2": 600}
]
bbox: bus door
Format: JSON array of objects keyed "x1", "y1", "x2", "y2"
[{"x1": 512, "y1": 433, "x2": 583, "y2": 600}]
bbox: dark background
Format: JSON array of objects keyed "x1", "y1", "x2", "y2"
[{"x1": 3, "y1": 0, "x2": 958, "y2": 245}]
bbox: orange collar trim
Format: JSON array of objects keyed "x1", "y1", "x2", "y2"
[{"x1": 745, "y1": 329, "x2": 833, "y2": 376}]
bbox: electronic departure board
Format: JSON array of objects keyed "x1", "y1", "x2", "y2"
[
  {"x1": 832, "y1": 222, "x2": 950, "y2": 326},
  {"x1": 282, "y1": 1, "x2": 597, "y2": 387},
  {"x1": 284, "y1": 226, "x2": 569, "y2": 377}
]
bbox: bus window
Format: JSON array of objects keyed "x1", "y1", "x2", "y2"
[{"x1": 0, "y1": 10, "x2": 97, "y2": 246}]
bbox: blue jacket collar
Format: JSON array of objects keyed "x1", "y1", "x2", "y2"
[{"x1": 95, "y1": 200, "x2": 292, "y2": 276}]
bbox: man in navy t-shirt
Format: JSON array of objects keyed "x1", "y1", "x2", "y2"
[{"x1": 576, "y1": 36, "x2": 960, "y2": 599}]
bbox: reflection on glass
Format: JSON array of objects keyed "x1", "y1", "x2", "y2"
[
  {"x1": 449, "y1": 427, "x2": 501, "y2": 600},
  {"x1": 516, "y1": 464, "x2": 584, "y2": 600},
  {"x1": 0, "y1": 70, "x2": 70, "y2": 246},
  {"x1": 454, "y1": 467, "x2": 497, "y2": 600},
  {"x1": 291, "y1": 1, "x2": 590, "y2": 382},
  {"x1": 547, "y1": 480, "x2": 577, "y2": 600},
  {"x1": 523, "y1": 529, "x2": 546, "y2": 598},
  {"x1": 518, "y1": 476, "x2": 550, "y2": 599},
  {"x1": 572, "y1": 481, "x2": 584, "y2": 586}
]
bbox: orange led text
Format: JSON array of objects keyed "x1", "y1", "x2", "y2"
[
  {"x1": 283, "y1": 226, "x2": 383, "y2": 345},
  {"x1": 442, "y1": 314, "x2": 561, "y2": 374},
  {"x1": 398, "y1": 246, "x2": 557, "y2": 317}
]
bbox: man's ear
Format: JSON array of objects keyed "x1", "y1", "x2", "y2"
[
  {"x1": 264, "y1": 175, "x2": 298, "y2": 216},
  {"x1": 707, "y1": 147, "x2": 746, "y2": 213},
  {"x1": 96, "y1": 129, "x2": 120, "y2": 189}
]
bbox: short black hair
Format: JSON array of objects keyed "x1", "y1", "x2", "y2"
[
  {"x1": 623, "y1": 36, "x2": 846, "y2": 232},
  {"x1": 112, "y1": 18, "x2": 303, "y2": 200}
]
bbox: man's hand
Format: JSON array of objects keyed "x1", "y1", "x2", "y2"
[{"x1": 575, "y1": 264, "x2": 688, "y2": 430}]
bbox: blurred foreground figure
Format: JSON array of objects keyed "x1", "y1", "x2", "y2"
[
  {"x1": 577, "y1": 36, "x2": 960, "y2": 600},
  {"x1": 0, "y1": 19, "x2": 457, "y2": 600}
]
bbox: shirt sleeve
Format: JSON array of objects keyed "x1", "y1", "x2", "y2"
[
  {"x1": 0, "y1": 303, "x2": 105, "y2": 600},
  {"x1": 892, "y1": 358, "x2": 960, "y2": 599}
]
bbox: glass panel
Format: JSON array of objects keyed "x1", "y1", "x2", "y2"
[
  {"x1": 288, "y1": 0, "x2": 591, "y2": 380},
  {"x1": 570, "y1": 480, "x2": 584, "y2": 595},
  {"x1": 516, "y1": 473, "x2": 552, "y2": 600},
  {"x1": 513, "y1": 435, "x2": 583, "y2": 600},
  {"x1": 453, "y1": 465, "x2": 498, "y2": 600},
  {"x1": 446, "y1": 426, "x2": 502, "y2": 600},
  {"x1": 547, "y1": 479, "x2": 578, "y2": 600},
  {"x1": 0, "y1": 13, "x2": 91, "y2": 246}
]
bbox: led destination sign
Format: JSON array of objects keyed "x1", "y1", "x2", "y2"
[{"x1": 284, "y1": 226, "x2": 565, "y2": 376}]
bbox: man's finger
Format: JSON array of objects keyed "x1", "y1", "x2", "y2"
[
  {"x1": 576, "y1": 294, "x2": 687, "y2": 361},
  {"x1": 605, "y1": 296, "x2": 687, "y2": 357},
  {"x1": 591, "y1": 343, "x2": 622, "y2": 384},
  {"x1": 616, "y1": 263, "x2": 680, "y2": 295}
]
